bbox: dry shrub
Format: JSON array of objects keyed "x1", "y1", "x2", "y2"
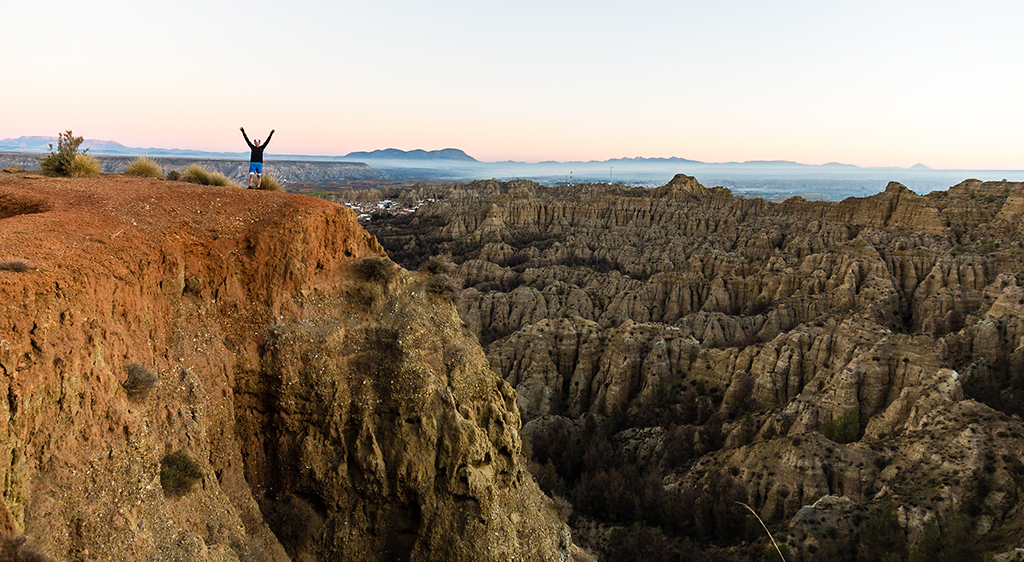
[
  {"x1": 0, "y1": 259, "x2": 33, "y2": 272},
  {"x1": 552, "y1": 495, "x2": 573, "y2": 524},
  {"x1": 356, "y1": 257, "x2": 399, "y2": 285},
  {"x1": 0, "y1": 533, "x2": 55, "y2": 562},
  {"x1": 420, "y1": 256, "x2": 452, "y2": 275},
  {"x1": 38, "y1": 130, "x2": 85, "y2": 177},
  {"x1": 124, "y1": 157, "x2": 162, "y2": 179},
  {"x1": 160, "y1": 451, "x2": 203, "y2": 496},
  {"x1": 426, "y1": 273, "x2": 458, "y2": 299},
  {"x1": 122, "y1": 362, "x2": 159, "y2": 400},
  {"x1": 165, "y1": 170, "x2": 181, "y2": 181}
]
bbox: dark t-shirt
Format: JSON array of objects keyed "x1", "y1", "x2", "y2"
[{"x1": 242, "y1": 130, "x2": 273, "y2": 163}]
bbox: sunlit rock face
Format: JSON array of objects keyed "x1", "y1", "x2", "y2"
[{"x1": 0, "y1": 172, "x2": 581, "y2": 562}]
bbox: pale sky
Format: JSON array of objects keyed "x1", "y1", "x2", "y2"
[{"x1": 3, "y1": 0, "x2": 1022, "y2": 169}]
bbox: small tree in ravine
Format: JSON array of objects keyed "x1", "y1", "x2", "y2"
[{"x1": 824, "y1": 408, "x2": 862, "y2": 444}]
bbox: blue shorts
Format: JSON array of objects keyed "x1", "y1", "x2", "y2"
[{"x1": 249, "y1": 162, "x2": 263, "y2": 175}]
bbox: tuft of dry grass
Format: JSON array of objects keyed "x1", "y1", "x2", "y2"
[
  {"x1": 258, "y1": 172, "x2": 283, "y2": 191},
  {"x1": 207, "y1": 172, "x2": 238, "y2": 188},
  {"x1": 69, "y1": 153, "x2": 102, "y2": 177},
  {"x1": 180, "y1": 164, "x2": 212, "y2": 185},
  {"x1": 124, "y1": 157, "x2": 162, "y2": 179},
  {"x1": 179, "y1": 165, "x2": 239, "y2": 188},
  {"x1": 0, "y1": 259, "x2": 33, "y2": 272}
]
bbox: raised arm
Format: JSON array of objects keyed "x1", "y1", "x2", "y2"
[
  {"x1": 262, "y1": 129, "x2": 275, "y2": 148},
  {"x1": 240, "y1": 127, "x2": 255, "y2": 149}
]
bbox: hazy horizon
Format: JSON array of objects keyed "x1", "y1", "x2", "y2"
[{"x1": 4, "y1": 1, "x2": 1023, "y2": 170}]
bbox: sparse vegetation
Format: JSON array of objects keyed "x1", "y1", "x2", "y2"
[
  {"x1": 0, "y1": 533, "x2": 55, "y2": 562},
  {"x1": 68, "y1": 153, "x2": 102, "y2": 177},
  {"x1": 824, "y1": 408, "x2": 861, "y2": 444},
  {"x1": 160, "y1": 451, "x2": 204, "y2": 496},
  {"x1": 179, "y1": 164, "x2": 238, "y2": 188},
  {"x1": 425, "y1": 273, "x2": 458, "y2": 299},
  {"x1": 39, "y1": 130, "x2": 100, "y2": 177},
  {"x1": 258, "y1": 172, "x2": 283, "y2": 191},
  {"x1": 207, "y1": 171, "x2": 235, "y2": 187},
  {"x1": 0, "y1": 259, "x2": 33, "y2": 272},
  {"x1": 180, "y1": 164, "x2": 211, "y2": 184},
  {"x1": 907, "y1": 514, "x2": 980, "y2": 562},
  {"x1": 356, "y1": 257, "x2": 398, "y2": 285},
  {"x1": 856, "y1": 503, "x2": 906, "y2": 562},
  {"x1": 165, "y1": 170, "x2": 181, "y2": 181},
  {"x1": 121, "y1": 362, "x2": 159, "y2": 400},
  {"x1": 124, "y1": 156, "x2": 162, "y2": 179}
]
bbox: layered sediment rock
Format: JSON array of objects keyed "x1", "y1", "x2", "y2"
[
  {"x1": 0, "y1": 172, "x2": 577, "y2": 561},
  {"x1": 360, "y1": 175, "x2": 1024, "y2": 560}
]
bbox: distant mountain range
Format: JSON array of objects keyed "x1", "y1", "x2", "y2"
[
  {"x1": 0, "y1": 137, "x2": 481, "y2": 164},
  {"x1": 343, "y1": 148, "x2": 477, "y2": 162},
  {"x1": 0, "y1": 136, "x2": 923, "y2": 169},
  {"x1": 1, "y1": 136, "x2": 1019, "y2": 194}
]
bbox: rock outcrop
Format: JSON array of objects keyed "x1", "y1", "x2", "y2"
[
  {"x1": 0, "y1": 172, "x2": 578, "y2": 561},
  {"x1": 357, "y1": 175, "x2": 1024, "y2": 560}
]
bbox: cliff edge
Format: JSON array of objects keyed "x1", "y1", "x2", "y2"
[{"x1": 0, "y1": 172, "x2": 577, "y2": 561}]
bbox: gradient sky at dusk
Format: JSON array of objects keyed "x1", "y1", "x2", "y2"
[{"x1": 3, "y1": 0, "x2": 1022, "y2": 169}]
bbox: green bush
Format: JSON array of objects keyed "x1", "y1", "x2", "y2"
[
  {"x1": 39, "y1": 130, "x2": 97, "y2": 177},
  {"x1": 824, "y1": 408, "x2": 861, "y2": 444},
  {"x1": 124, "y1": 157, "x2": 162, "y2": 179},
  {"x1": 857, "y1": 503, "x2": 906, "y2": 562},
  {"x1": 762, "y1": 543, "x2": 791, "y2": 562},
  {"x1": 165, "y1": 170, "x2": 181, "y2": 181},
  {"x1": 160, "y1": 451, "x2": 204, "y2": 496},
  {"x1": 121, "y1": 362, "x2": 159, "y2": 400},
  {"x1": 907, "y1": 514, "x2": 978, "y2": 562}
]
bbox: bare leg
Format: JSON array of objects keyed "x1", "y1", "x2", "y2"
[
  {"x1": 248, "y1": 172, "x2": 255, "y2": 188},
  {"x1": 255, "y1": 173, "x2": 262, "y2": 189}
]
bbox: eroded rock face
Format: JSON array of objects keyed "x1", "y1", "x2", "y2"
[
  {"x1": 235, "y1": 276, "x2": 574, "y2": 561},
  {"x1": 358, "y1": 175, "x2": 1024, "y2": 560},
  {"x1": 0, "y1": 173, "x2": 577, "y2": 562}
]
